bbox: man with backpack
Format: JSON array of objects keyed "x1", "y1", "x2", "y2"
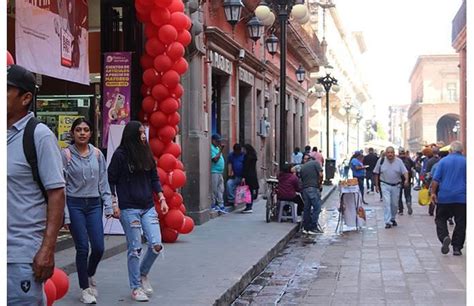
[
  {"x1": 7, "y1": 65, "x2": 66, "y2": 305},
  {"x1": 397, "y1": 148, "x2": 415, "y2": 215}
]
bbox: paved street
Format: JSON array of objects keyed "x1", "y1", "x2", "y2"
[{"x1": 233, "y1": 188, "x2": 466, "y2": 306}]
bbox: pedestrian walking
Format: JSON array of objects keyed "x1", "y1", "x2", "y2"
[
  {"x1": 351, "y1": 152, "x2": 368, "y2": 204},
  {"x1": 430, "y1": 141, "x2": 466, "y2": 256},
  {"x1": 397, "y1": 148, "x2": 415, "y2": 216},
  {"x1": 210, "y1": 133, "x2": 227, "y2": 213},
  {"x1": 363, "y1": 147, "x2": 378, "y2": 193},
  {"x1": 373, "y1": 146, "x2": 409, "y2": 229},
  {"x1": 7, "y1": 64, "x2": 66, "y2": 305},
  {"x1": 425, "y1": 146, "x2": 441, "y2": 216},
  {"x1": 300, "y1": 154, "x2": 324, "y2": 235},
  {"x1": 291, "y1": 147, "x2": 303, "y2": 165},
  {"x1": 241, "y1": 144, "x2": 259, "y2": 213},
  {"x1": 413, "y1": 151, "x2": 423, "y2": 190},
  {"x1": 310, "y1": 146, "x2": 325, "y2": 166},
  {"x1": 107, "y1": 121, "x2": 169, "y2": 302},
  {"x1": 277, "y1": 164, "x2": 304, "y2": 216},
  {"x1": 377, "y1": 150, "x2": 385, "y2": 202},
  {"x1": 62, "y1": 118, "x2": 113, "y2": 303},
  {"x1": 226, "y1": 143, "x2": 245, "y2": 205}
]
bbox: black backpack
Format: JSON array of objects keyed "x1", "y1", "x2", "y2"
[{"x1": 23, "y1": 117, "x2": 48, "y2": 200}]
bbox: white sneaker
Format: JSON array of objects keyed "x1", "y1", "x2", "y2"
[
  {"x1": 80, "y1": 288, "x2": 97, "y2": 304},
  {"x1": 141, "y1": 275, "x2": 153, "y2": 296},
  {"x1": 88, "y1": 277, "x2": 98, "y2": 297},
  {"x1": 131, "y1": 287, "x2": 149, "y2": 302}
]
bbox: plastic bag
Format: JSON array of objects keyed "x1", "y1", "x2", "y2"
[
  {"x1": 235, "y1": 184, "x2": 251, "y2": 205},
  {"x1": 418, "y1": 187, "x2": 430, "y2": 206}
]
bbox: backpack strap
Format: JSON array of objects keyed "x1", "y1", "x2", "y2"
[{"x1": 23, "y1": 117, "x2": 48, "y2": 201}]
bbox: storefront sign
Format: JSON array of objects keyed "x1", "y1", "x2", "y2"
[
  {"x1": 58, "y1": 115, "x2": 84, "y2": 148},
  {"x1": 239, "y1": 67, "x2": 254, "y2": 85},
  {"x1": 209, "y1": 50, "x2": 233, "y2": 75},
  {"x1": 15, "y1": 0, "x2": 89, "y2": 85},
  {"x1": 102, "y1": 52, "x2": 132, "y2": 148}
]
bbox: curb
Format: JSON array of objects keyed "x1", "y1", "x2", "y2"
[{"x1": 213, "y1": 184, "x2": 338, "y2": 305}]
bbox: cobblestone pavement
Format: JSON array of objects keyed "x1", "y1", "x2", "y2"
[{"x1": 233, "y1": 188, "x2": 466, "y2": 306}]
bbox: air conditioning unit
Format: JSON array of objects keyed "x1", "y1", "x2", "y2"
[{"x1": 258, "y1": 118, "x2": 270, "y2": 138}]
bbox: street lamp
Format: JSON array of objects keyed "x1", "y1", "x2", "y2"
[
  {"x1": 223, "y1": 0, "x2": 244, "y2": 28},
  {"x1": 355, "y1": 111, "x2": 363, "y2": 150},
  {"x1": 243, "y1": 0, "x2": 309, "y2": 170},
  {"x1": 247, "y1": 16, "x2": 265, "y2": 42},
  {"x1": 296, "y1": 65, "x2": 306, "y2": 83},
  {"x1": 315, "y1": 65, "x2": 340, "y2": 185},
  {"x1": 265, "y1": 34, "x2": 278, "y2": 57},
  {"x1": 452, "y1": 120, "x2": 461, "y2": 139}
]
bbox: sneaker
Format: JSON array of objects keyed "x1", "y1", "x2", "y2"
[
  {"x1": 304, "y1": 230, "x2": 317, "y2": 235},
  {"x1": 441, "y1": 236, "x2": 451, "y2": 254},
  {"x1": 141, "y1": 275, "x2": 153, "y2": 296},
  {"x1": 217, "y1": 205, "x2": 229, "y2": 214},
  {"x1": 385, "y1": 224, "x2": 392, "y2": 229},
  {"x1": 391, "y1": 220, "x2": 398, "y2": 226},
  {"x1": 80, "y1": 288, "x2": 97, "y2": 304},
  {"x1": 407, "y1": 206, "x2": 413, "y2": 215},
  {"x1": 453, "y1": 248, "x2": 462, "y2": 256},
  {"x1": 88, "y1": 277, "x2": 98, "y2": 297},
  {"x1": 242, "y1": 207, "x2": 253, "y2": 213},
  {"x1": 131, "y1": 288, "x2": 149, "y2": 302}
]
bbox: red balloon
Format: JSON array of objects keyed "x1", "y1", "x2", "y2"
[
  {"x1": 162, "y1": 142, "x2": 181, "y2": 157},
  {"x1": 135, "y1": 1, "x2": 151, "y2": 14},
  {"x1": 160, "y1": 97, "x2": 179, "y2": 114},
  {"x1": 161, "y1": 70, "x2": 180, "y2": 88},
  {"x1": 177, "y1": 30, "x2": 192, "y2": 47},
  {"x1": 142, "y1": 96, "x2": 157, "y2": 114},
  {"x1": 149, "y1": 125, "x2": 158, "y2": 138},
  {"x1": 167, "y1": 112, "x2": 180, "y2": 126},
  {"x1": 149, "y1": 137, "x2": 165, "y2": 156},
  {"x1": 151, "y1": 8, "x2": 171, "y2": 27},
  {"x1": 184, "y1": 15, "x2": 192, "y2": 30},
  {"x1": 155, "y1": 0, "x2": 173, "y2": 8},
  {"x1": 174, "y1": 125, "x2": 180, "y2": 134},
  {"x1": 138, "y1": 110, "x2": 146, "y2": 123},
  {"x1": 179, "y1": 216, "x2": 195, "y2": 234},
  {"x1": 142, "y1": 68, "x2": 161, "y2": 86},
  {"x1": 161, "y1": 227, "x2": 179, "y2": 243},
  {"x1": 179, "y1": 203, "x2": 187, "y2": 214},
  {"x1": 157, "y1": 166, "x2": 169, "y2": 185},
  {"x1": 152, "y1": 84, "x2": 170, "y2": 101},
  {"x1": 169, "y1": 169, "x2": 186, "y2": 189},
  {"x1": 158, "y1": 153, "x2": 177, "y2": 172},
  {"x1": 169, "y1": 12, "x2": 188, "y2": 31},
  {"x1": 168, "y1": 0, "x2": 185, "y2": 13},
  {"x1": 138, "y1": 0, "x2": 155, "y2": 6},
  {"x1": 164, "y1": 209, "x2": 185, "y2": 230},
  {"x1": 145, "y1": 38, "x2": 166, "y2": 57},
  {"x1": 176, "y1": 160, "x2": 185, "y2": 170},
  {"x1": 144, "y1": 23, "x2": 159, "y2": 39},
  {"x1": 140, "y1": 84, "x2": 152, "y2": 97},
  {"x1": 7, "y1": 51, "x2": 14, "y2": 65},
  {"x1": 159, "y1": 125, "x2": 177, "y2": 143},
  {"x1": 44, "y1": 279, "x2": 56, "y2": 306},
  {"x1": 169, "y1": 193, "x2": 183, "y2": 209},
  {"x1": 159, "y1": 24, "x2": 178, "y2": 44},
  {"x1": 50, "y1": 267, "x2": 69, "y2": 300},
  {"x1": 150, "y1": 111, "x2": 168, "y2": 129},
  {"x1": 153, "y1": 54, "x2": 173, "y2": 73},
  {"x1": 172, "y1": 58, "x2": 188, "y2": 75},
  {"x1": 166, "y1": 42, "x2": 185, "y2": 61},
  {"x1": 137, "y1": 11, "x2": 151, "y2": 23},
  {"x1": 162, "y1": 184, "x2": 176, "y2": 199},
  {"x1": 140, "y1": 54, "x2": 155, "y2": 69}
]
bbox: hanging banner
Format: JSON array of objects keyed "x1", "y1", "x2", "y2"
[
  {"x1": 58, "y1": 115, "x2": 83, "y2": 148},
  {"x1": 101, "y1": 52, "x2": 132, "y2": 148},
  {"x1": 15, "y1": 0, "x2": 89, "y2": 85}
]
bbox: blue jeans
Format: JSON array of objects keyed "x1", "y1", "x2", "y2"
[
  {"x1": 67, "y1": 197, "x2": 104, "y2": 289},
  {"x1": 226, "y1": 177, "x2": 242, "y2": 203},
  {"x1": 120, "y1": 207, "x2": 163, "y2": 289},
  {"x1": 302, "y1": 187, "x2": 322, "y2": 231},
  {"x1": 381, "y1": 183, "x2": 401, "y2": 224}
]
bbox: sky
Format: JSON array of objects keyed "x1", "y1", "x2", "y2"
[{"x1": 335, "y1": 0, "x2": 463, "y2": 121}]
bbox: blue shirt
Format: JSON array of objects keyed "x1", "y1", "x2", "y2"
[
  {"x1": 211, "y1": 144, "x2": 224, "y2": 174},
  {"x1": 228, "y1": 152, "x2": 244, "y2": 177},
  {"x1": 351, "y1": 158, "x2": 365, "y2": 178},
  {"x1": 291, "y1": 152, "x2": 303, "y2": 164},
  {"x1": 432, "y1": 153, "x2": 466, "y2": 204}
]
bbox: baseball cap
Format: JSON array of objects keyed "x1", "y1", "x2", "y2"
[
  {"x1": 7, "y1": 64, "x2": 37, "y2": 94},
  {"x1": 211, "y1": 133, "x2": 222, "y2": 141}
]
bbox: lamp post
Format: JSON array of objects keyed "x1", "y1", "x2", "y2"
[
  {"x1": 452, "y1": 120, "x2": 461, "y2": 140},
  {"x1": 224, "y1": 0, "x2": 309, "y2": 170},
  {"x1": 355, "y1": 112, "x2": 363, "y2": 150},
  {"x1": 315, "y1": 65, "x2": 340, "y2": 185},
  {"x1": 343, "y1": 96, "x2": 352, "y2": 156}
]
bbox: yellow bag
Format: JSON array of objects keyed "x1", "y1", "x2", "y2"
[{"x1": 418, "y1": 187, "x2": 430, "y2": 206}]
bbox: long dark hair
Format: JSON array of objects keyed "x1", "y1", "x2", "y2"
[
  {"x1": 69, "y1": 117, "x2": 92, "y2": 144},
  {"x1": 243, "y1": 144, "x2": 257, "y2": 160},
  {"x1": 120, "y1": 121, "x2": 155, "y2": 172}
]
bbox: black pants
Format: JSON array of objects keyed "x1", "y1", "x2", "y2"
[
  {"x1": 435, "y1": 204, "x2": 466, "y2": 250},
  {"x1": 365, "y1": 171, "x2": 374, "y2": 192},
  {"x1": 398, "y1": 184, "x2": 412, "y2": 212},
  {"x1": 356, "y1": 176, "x2": 365, "y2": 202}
]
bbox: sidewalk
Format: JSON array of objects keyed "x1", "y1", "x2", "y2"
[{"x1": 56, "y1": 185, "x2": 337, "y2": 305}]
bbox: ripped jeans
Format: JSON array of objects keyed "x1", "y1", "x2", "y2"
[{"x1": 120, "y1": 207, "x2": 163, "y2": 289}]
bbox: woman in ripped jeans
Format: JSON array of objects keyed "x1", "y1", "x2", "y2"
[{"x1": 108, "y1": 121, "x2": 169, "y2": 302}]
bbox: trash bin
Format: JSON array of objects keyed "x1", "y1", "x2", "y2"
[{"x1": 325, "y1": 158, "x2": 336, "y2": 180}]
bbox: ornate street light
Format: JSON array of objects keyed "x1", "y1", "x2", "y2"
[
  {"x1": 265, "y1": 34, "x2": 278, "y2": 57},
  {"x1": 296, "y1": 65, "x2": 306, "y2": 83},
  {"x1": 315, "y1": 65, "x2": 340, "y2": 185},
  {"x1": 223, "y1": 0, "x2": 244, "y2": 28},
  {"x1": 247, "y1": 16, "x2": 265, "y2": 41}
]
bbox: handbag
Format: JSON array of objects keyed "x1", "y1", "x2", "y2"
[
  {"x1": 418, "y1": 187, "x2": 430, "y2": 206},
  {"x1": 235, "y1": 182, "x2": 252, "y2": 205}
]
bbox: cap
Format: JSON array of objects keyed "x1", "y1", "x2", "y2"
[
  {"x1": 7, "y1": 64, "x2": 37, "y2": 94},
  {"x1": 211, "y1": 133, "x2": 222, "y2": 141}
]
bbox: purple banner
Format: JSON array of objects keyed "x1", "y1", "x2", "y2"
[{"x1": 102, "y1": 52, "x2": 132, "y2": 148}]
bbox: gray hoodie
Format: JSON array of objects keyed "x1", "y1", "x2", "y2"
[{"x1": 62, "y1": 144, "x2": 113, "y2": 223}]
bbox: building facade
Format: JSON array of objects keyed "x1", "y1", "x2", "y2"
[{"x1": 407, "y1": 55, "x2": 460, "y2": 152}]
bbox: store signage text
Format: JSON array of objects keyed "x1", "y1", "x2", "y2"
[
  {"x1": 209, "y1": 51, "x2": 233, "y2": 75},
  {"x1": 239, "y1": 67, "x2": 254, "y2": 85}
]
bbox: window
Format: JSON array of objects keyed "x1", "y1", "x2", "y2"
[{"x1": 447, "y1": 83, "x2": 458, "y2": 102}]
